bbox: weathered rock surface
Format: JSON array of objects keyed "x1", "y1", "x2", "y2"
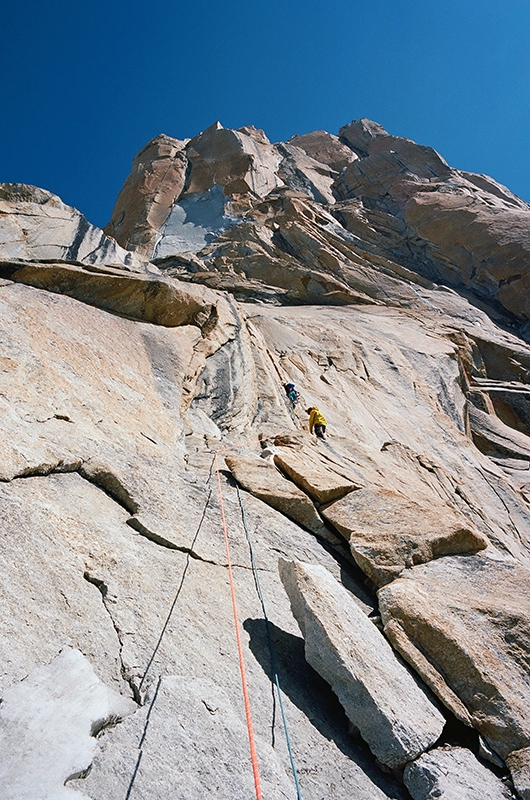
[
  {"x1": 104, "y1": 133, "x2": 188, "y2": 256},
  {"x1": 0, "y1": 183, "x2": 152, "y2": 272},
  {"x1": 85, "y1": 676, "x2": 296, "y2": 800},
  {"x1": 379, "y1": 554, "x2": 530, "y2": 759},
  {"x1": 273, "y1": 441, "x2": 360, "y2": 503},
  {"x1": 0, "y1": 258, "x2": 229, "y2": 331},
  {"x1": 0, "y1": 647, "x2": 136, "y2": 800},
  {"x1": 404, "y1": 745, "x2": 513, "y2": 800},
  {"x1": 106, "y1": 116, "x2": 530, "y2": 329},
  {"x1": 3, "y1": 115, "x2": 530, "y2": 799},
  {"x1": 279, "y1": 559, "x2": 445, "y2": 767},
  {"x1": 336, "y1": 118, "x2": 530, "y2": 321},
  {"x1": 506, "y1": 747, "x2": 530, "y2": 800},
  {"x1": 225, "y1": 451, "x2": 339, "y2": 543},
  {"x1": 322, "y1": 486, "x2": 488, "y2": 585},
  {"x1": 289, "y1": 130, "x2": 358, "y2": 171}
]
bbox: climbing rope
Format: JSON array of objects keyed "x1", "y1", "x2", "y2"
[
  {"x1": 214, "y1": 450, "x2": 264, "y2": 800},
  {"x1": 264, "y1": 346, "x2": 303, "y2": 430},
  {"x1": 236, "y1": 485, "x2": 304, "y2": 800},
  {"x1": 127, "y1": 442, "x2": 303, "y2": 800},
  {"x1": 124, "y1": 489, "x2": 213, "y2": 800},
  {"x1": 138, "y1": 487, "x2": 213, "y2": 693}
]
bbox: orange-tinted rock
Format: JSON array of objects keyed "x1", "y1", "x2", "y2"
[
  {"x1": 289, "y1": 130, "x2": 358, "y2": 172},
  {"x1": 322, "y1": 487, "x2": 488, "y2": 586},
  {"x1": 184, "y1": 122, "x2": 283, "y2": 198},
  {"x1": 105, "y1": 134, "x2": 188, "y2": 257}
]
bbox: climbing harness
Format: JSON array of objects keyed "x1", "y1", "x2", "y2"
[
  {"x1": 214, "y1": 449, "x2": 264, "y2": 800},
  {"x1": 236, "y1": 485, "x2": 303, "y2": 800}
]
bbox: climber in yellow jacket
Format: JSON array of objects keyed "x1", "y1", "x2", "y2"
[{"x1": 306, "y1": 406, "x2": 327, "y2": 440}]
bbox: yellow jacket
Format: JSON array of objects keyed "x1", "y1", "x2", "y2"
[{"x1": 308, "y1": 407, "x2": 327, "y2": 432}]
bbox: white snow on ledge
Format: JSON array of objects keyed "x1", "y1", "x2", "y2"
[{"x1": 0, "y1": 647, "x2": 136, "y2": 799}]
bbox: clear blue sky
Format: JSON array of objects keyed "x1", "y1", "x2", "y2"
[{"x1": 1, "y1": 0, "x2": 529, "y2": 229}]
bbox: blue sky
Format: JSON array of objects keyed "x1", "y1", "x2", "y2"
[{"x1": 1, "y1": 0, "x2": 529, "y2": 229}]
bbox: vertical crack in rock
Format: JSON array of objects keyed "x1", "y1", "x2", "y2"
[{"x1": 83, "y1": 571, "x2": 141, "y2": 705}]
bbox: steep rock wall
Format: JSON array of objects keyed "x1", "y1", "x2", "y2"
[{"x1": 1, "y1": 117, "x2": 530, "y2": 800}]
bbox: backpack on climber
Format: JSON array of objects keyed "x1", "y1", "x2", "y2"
[{"x1": 284, "y1": 382, "x2": 300, "y2": 407}]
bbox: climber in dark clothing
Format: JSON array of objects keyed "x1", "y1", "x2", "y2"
[{"x1": 284, "y1": 382, "x2": 300, "y2": 407}]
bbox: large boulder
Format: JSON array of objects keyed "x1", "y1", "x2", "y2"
[
  {"x1": 404, "y1": 746, "x2": 513, "y2": 800},
  {"x1": 224, "y1": 452, "x2": 331, "y2": 539},
  {"x1": 279, "y1": 559, "x2": 445, "y2": 768},
  {"x1": 379, "y1": 554, "x2": 530, "y2": 759},
  {"x1": 321, "y1": 487, "x2": 487, "y2": 586},
  {"x1": 273, "y1": 442, "x2": 360, "y2": 504},
  {"x1": 289, "y1": 130, "x2": 358, "y2": 172},
  {"x1": 184, "y1": 122, "x2": 284, "y2": 199}
]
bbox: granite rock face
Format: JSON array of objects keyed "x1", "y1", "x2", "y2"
[
  {"x1": 404, "y1": 745, "x2": 513, "y2": 800},
  {"x1": 2, "y1": 116, "x2": 530, "y2": 799},
  {"x1": 104, "y1": 133, "x2": 188, "y2": 257},
  {"x1": 0, "y1": 183, "x2": 152, "y2": 272},
  {"x1": 106, "y1": 116, "x2": 530, "y2": 328},
  {"x1": 336, "y1": 118, "x2": 530, "y2": 321},
  {"x1": 379, "y1": 554, "x2": 530, "y2": 758},
  {"x1": 279, "y1": 559, "x2": 445, "y2": 768}
]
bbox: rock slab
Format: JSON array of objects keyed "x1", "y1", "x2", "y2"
[
  {"x1": 279, "y1": 559, "x2": 445, "y2": 768},
  {"x1": 379, "y1": 554, "x2": 530, "y2": 758},
  {"x1": 322, "y1": 487, "x2": 487, "y2": 585},
  {"x1": 273, "y1": 443, "x2": 359, "y2": 503},
  {"x1": 225, "y1": 452, "x2": 329, "y2": 537}
]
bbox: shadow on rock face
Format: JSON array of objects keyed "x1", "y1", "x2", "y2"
[{"x1": 243, "y1": 618, "x2": 409, "y2": 799}]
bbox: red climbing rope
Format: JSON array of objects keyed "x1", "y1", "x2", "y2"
[{"x1": 214, "y1": 449, "x2": 264, "y2": 800}]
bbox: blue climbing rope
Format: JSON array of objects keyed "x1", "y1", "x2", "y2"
[{"x1": 236, "y1": 485, "x2": 304, "y2": 800}]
